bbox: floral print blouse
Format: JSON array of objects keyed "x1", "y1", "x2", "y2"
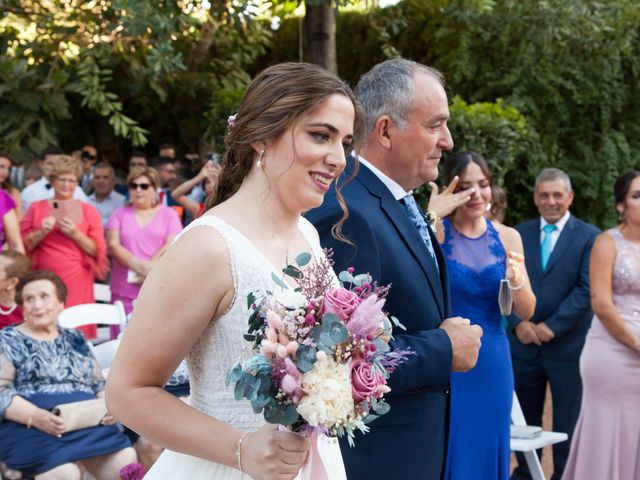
[{"x1": 0, "y1": 326, "x2": 104, "y2": 419}]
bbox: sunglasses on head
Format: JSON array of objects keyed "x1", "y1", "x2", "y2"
[{"x1": 129, "y1": 182, "x2": 152, "y2": 191}]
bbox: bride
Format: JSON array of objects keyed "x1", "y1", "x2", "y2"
[{"x1": 106, "y1": 62, "x2": 363, "y2": 479}]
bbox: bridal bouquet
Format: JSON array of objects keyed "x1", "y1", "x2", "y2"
[{"x1": 226, "y1": 251, "x2": 413, "y2": 447}]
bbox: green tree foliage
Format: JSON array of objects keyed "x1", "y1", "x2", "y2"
[
  {"x1": 381, "y1": 0, "x2": 640, "y2": 226},
  {"x1": 264, "y1": 0, "x2": 640, "y2": 227},
  {"x1": 0, "y1": 0, "x2": 270, "y2": 164},
  {"x1": 414, "y1": 96, "x2": 542, "y2": 225}
]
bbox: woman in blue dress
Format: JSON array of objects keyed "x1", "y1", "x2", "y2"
[
  {"x1": 0, "y1": 270, "x2": 135, "y2": 479},
  {"x1": 437, "y1": 151, "x2": 536, "y2": 479}
]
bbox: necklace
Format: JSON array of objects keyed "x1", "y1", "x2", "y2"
[{"x1": 0, "y1": 303, "x2": 17, "y2": 315}]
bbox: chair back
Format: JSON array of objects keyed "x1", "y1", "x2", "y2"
[
  {"x1": 93, "y1": 283, "x2": 112, "y2": 303},
  {"x1": 58, "y1": 301, "x2": 127, "y2": 332},
  {"x1": 93, "y1": 339, "x2": 121, "y2": 370}
]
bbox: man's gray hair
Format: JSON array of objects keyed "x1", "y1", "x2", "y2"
[
  {"x1": 535, "y1": 168, "x2": 572, "y2": 191},
  {"x1": 93, "y1": 162, "x2": 115, "y2": 178},
  {"x1": 355, "y1": 58, "x2": 444, "y2": 135}
]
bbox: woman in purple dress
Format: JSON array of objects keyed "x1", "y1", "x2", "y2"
[{"x1": 563, "y1": 170, "x2": 640, "y2": 480}]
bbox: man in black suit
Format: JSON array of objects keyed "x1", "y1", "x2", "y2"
[
  {"x1": 308, "y1": 59, "x2": 482, "y2": 480},
  {"x1": 509, "y1": 168, "x2": 600, "y2": 480}
]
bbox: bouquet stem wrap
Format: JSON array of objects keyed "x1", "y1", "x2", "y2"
[{"x1": 278, "y1": 426, "x2": 346, "y2": 480}]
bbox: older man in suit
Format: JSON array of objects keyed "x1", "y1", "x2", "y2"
[
  {"x1": 509, "y1": 168, "x2": 600, "y2": 480},
  {"x1": 308, "y1": 59, "x2": 482, "y2": 480}
]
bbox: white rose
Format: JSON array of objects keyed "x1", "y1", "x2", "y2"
[
  {"x1": 275, "y1": 289, "x2": 308, "y2": 310},
  {"x1": 297, "y1": 357, "x2": 354, "y2": 428}
]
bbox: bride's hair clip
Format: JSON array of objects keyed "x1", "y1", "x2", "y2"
[{"x1": 227, "y1": 114, "x2": 237, "y2": 129}]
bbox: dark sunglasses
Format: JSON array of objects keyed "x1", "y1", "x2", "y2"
[
  {"x1": 129, "y1": 182, "x2": 152, "y2": 191},
  {"x1": 81, "y1": 151, "x2": 97, "y2": 161}
]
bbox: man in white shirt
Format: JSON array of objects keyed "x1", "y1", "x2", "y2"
[
  {"x1": 88, "y1": 163, "x2": 126, "y2": 226},
  {"x1": 20, "y1": 146, "x2": 89, "y2": 211}
]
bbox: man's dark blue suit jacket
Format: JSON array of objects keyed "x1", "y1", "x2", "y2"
[
  {"x1": 307, "y1": 161, "x2": 453, "y2": 480},
  {"x1": 507, "y1": 215, "x2": 600, "y2": 360}
]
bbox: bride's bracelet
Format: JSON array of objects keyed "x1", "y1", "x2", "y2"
[
  {"x1": 236, "y1": 431, "x2": 250, "y2": 472},
  {"x1": 508, "y1": 278, "x2": 525, "y2": 291}
]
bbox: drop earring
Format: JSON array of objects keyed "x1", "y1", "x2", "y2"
[{"x1": 257, "y1": 149, "x2": 264, "y2": 169}]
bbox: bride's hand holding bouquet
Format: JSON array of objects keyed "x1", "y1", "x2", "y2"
[{"x1": 227, "y1": 251, "x2": 412, "y2": 479}]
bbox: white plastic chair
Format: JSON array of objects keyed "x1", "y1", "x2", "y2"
[
  {"x1": 58, "y1": 301, "x2": 127, "y2": 338},
  {"x1": 510, "y1": 391, "x2": 568, "y2": 480},
  {"x1": 93, "y1": 283, "x2": 112, "y2": 303},
  {"x1": 92, "y1": 338, "x2": 121, "y2": 377}
]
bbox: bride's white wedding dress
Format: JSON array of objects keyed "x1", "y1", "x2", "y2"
[{"x1": 144, "y1": 215, "x2": 346, "y2": 479}]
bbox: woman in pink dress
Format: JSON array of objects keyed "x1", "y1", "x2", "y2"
[
  {"x1": 562, "y1": 170, "x2": 640, "y2": 480},
  {"x1": 106, "y1": 166, "x2": 182, "y2": 318},
  {"x1": 20, "y1": 155, "x2": 107, "y2": 338}
]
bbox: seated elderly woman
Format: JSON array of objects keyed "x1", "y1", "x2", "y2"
[{"x1": 0, "y1": 270, "x2": 136, "y2": 480}]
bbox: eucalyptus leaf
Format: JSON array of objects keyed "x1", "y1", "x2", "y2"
[
  {"x1": 271, "y1": 272, "x2": 289, "y2": 290},
  {"x1": 390, "y1": 316, "x2": 407, "y2": 331},
  {"x1": 282, "y1": 265, "x2": 303, "y2": 279},
  {"x1": 353, "y1": 273, "x2": 373, "y2": 287},
  {"x1": 363, "y1": 414, "x2": 380, "y2": 425},
  {"x1": 338, "y1": 271, "x2": 354, "y2": 284},
  {"x1": 295, "y1": 252, "x2": 312, "y2": 266},
  {"x1": 246, "y1": 292, "x2": 256, "y2": 309},
  {"x1": 373, "y1": 400, "x2": 390, "y2": 415}
]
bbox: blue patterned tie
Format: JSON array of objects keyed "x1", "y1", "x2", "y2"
[
  {"x1": 541, "y1": 223, "x2": 558, "y2": 271},
  {"x1": 401, "y1": 194, "x2": 439, "y2": 272}
]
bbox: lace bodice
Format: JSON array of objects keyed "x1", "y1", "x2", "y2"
[
  {"x1": 442, "y1": 218, "x2": 506, "y2": 333},
  {"x1": 174, "y1": 215, "x2": 324, "y2": 430},
  {"x1": 608, "y1": 228, "x2": 640, "y2": 324}
]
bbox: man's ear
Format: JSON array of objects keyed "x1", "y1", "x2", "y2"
[{"x1": 372, "y1": 115, "x2": 393, "y2": 150}]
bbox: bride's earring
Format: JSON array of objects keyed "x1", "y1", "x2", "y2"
[{"x1": 257, "y1": 149, "x2": 265, "y2": 169}]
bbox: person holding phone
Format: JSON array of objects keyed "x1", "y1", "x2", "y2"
[{"x1": 20, "y1": 156, "x2": 107, "y2": 339}]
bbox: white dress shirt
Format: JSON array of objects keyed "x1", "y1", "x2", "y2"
[
  {"x1": 540, "y1": 211, "x2": 571, "y2": 252},
  {"x1": 88, "y1": 190, "x2": 126, "y2": 226},
  {"x1": 358, "y1": 156, "x2": 409, "y2": 201},
  {"x1": 20, "y1": 177, "x2": 89, "y2": 211}
]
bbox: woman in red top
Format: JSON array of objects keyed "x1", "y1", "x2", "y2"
[
  {"x1": 0, "y1": 251, "x2": 31, "y2": 329},
  {"x1": 20, "y1": 155, "x2": 107, "y2": 338}
]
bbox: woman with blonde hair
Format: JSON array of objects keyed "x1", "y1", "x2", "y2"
[
  {"x1": 107, "y1": 62, "x2": 363, "y2": 479},
  {"x1": 106, "y1": 166, "x2": 182, "y2": 317},
  {"x1": 20, "y1": 155, "x2": 107, "y2": 338}
]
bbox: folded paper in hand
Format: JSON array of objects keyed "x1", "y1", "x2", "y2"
[{"x1": 52, "y1": 398, "x2": 108, "y2": 433}]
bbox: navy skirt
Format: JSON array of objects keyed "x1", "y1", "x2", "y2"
[{"x1": 0, "y1": 391, "x2": 131, "y2": 476}]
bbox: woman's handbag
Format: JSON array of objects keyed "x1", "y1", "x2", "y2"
[{"x1": 52, "y1": 398, "x2": 108, "y2": 432}]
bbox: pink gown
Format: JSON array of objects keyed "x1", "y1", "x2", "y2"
[{"x1": 562, "y1": 228, "x2": 640, "y2": 480}]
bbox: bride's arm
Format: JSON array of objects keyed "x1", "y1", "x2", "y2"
[{"x1": 106, "y1": 226, "x2": 309, "y2": 478}]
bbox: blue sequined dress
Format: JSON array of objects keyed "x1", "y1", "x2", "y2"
[{"x1": 442, "y1": 217, "x2": 512, "y2": 480}]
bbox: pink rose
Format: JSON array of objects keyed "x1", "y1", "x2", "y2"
[
  {"x1": 350, "y1": 359, "x2": 387, "y2": 402},
  {"x1": 322, "y1": 288, "x2": 360, "y2": 321}
]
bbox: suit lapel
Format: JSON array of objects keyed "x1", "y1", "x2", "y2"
[
  {"x1": 357, "y1": 166, "x2": 445, "y2": 317},
  {"x1": 544, "y1": 215, "x2": 576, "y2": 275}
]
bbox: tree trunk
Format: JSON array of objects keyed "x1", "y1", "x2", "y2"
[{"x1": 304, "y1": 0, "x2": 337, "y2": 75}]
